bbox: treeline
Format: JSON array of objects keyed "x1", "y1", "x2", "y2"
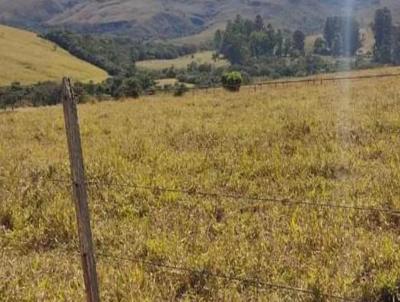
[
  {"x1": 0, "y1": 82, "x2": 61, "y2": 109},
  {"x1": 0, "y1": 74, "x2": 155, "y2": 109},
  {"x1": 313, "y1": 7, "x2": 400, "y2": 65},
  {"x1": 44, "y1": 31, "x2": 198, "y2": 75},
  {"x1": 372, "y1": 7, "x2": 400, "y2": 64},
  {"x1": 213, "y1": 15, "x2": 334, "y2": 78}
]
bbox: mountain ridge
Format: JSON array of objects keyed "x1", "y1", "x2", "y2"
[{"x1": 1, "y1": 0, "x2": 400, "y2": 40}]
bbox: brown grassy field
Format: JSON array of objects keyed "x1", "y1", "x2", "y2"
[
  {"x1": 0, "y1": 25, "x2": 108, "y2": 86},
  {"x1": 1, "y1": 69, "x2": 400, "y2": 301}
]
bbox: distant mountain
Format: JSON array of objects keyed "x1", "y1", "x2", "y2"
[{"x1": 1, "y1": 0, "x2": 400, "y2": 40}]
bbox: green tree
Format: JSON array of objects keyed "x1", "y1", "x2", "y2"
[
  {"x1": 250, "y1": 31, "x2": 268, "y2": 58},
  {"x1": 373, "y1": 7, "x2": 393, "y2": 63},
  {"x1": 392, "y1": 28, "x2": 400, "y2": 65},
  {"x1": 292, "y1": 30, "x2": 306, "y2": 55},
  {"x1": 254, "y1": 15, "x2": 265, "y2": 32},
  {"x1": 275, "y1": 30, "x2": 284, "y2": 57},
  {"x1": 283, "y1": 38, "x2": 293, "y2": 57},
  {"x1": 323, "y1": 16, "x2": 360, "y2": 56},
  {"x1": 313, "y1": 37, "x2": 329, "y2": 55},
  {"x1": 220, "y1": 16, "x2": 251, "y2": 64},
  {"x1": 324, "y1": 17, "x2": 337, "y2": 50},
  {"x1": 214, "y1": 29, "x2": 224, "y2": 50}
]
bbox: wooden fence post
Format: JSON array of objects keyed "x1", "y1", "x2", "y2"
[{"x1": 61, "y1": 77, "x2": 100, "y2": 302}]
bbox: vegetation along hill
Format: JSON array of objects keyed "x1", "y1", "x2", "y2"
[
  {"x1": 0, "y1": 25, "x2": 108, "y2": 86},
  {"x1": 1, "y1": 0, "x2": 400, "y2": 40}
]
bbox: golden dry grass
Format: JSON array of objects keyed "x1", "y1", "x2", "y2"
[
  {"x1": 136, "y1": 51, "x2": 228, "y2": 71},
  {"x1": 1, "y1": 69, "x2": 400, "y2": 301},
  {"x1": 0, "y1": 25, "x2": 108, "y2": 86}
]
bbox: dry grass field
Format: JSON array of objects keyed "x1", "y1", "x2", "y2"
[
  {"x1": 0, "y1": 25, "x2": 108, "y2": 86},
  {"x1": 1, "y1": 69, "x2": 400, "y2": 301},
  {"x1": 136, "y1": 51, "x2": 228, "y2": 71}
]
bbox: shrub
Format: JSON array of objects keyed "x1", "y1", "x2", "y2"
[
  {"x1": 174, "y1": 83, "x2": 189, "y2": 97},
  {"x1": 221, "y1": 71, "x2": 243, "y2": 91}
]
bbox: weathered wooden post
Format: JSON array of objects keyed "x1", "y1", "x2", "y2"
[{"x1": 61, "y1": 77, "x2": 100, "y2": 302}]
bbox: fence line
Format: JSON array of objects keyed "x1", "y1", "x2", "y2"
[
  {"x1": 3, "y1": 242, "x2": 356, "y2": 301},
  {"x1": 86, "y1": 178, "x2": 400, "y2": 215},
  {"x1": 33, "y1": 176, "x2": 400, "y2": 216},
  {"x1": 254, "y1": 72, "x2": 400, "y2": 87},
  {"x1": 95, "y1": 251, "x2": 357, "y2": 302},
  {"x1": 182, "y1": 72, "x2": 400, "y2": 95}
]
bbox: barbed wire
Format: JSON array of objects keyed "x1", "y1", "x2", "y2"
[
  {"x1": 95, "y1": 250, "x2": 357, "y2": 302},
  {"x1": 33, "y1": 176, "x2": 400, "y2": 216},
  {"x1": 179, "y1": 72, "x2": 400, "y2": 93},
  {"x1": 88, "y1": 178, "x2": 400, "y2": 215},
  {"x1": 2, "y1": 241, "x2": 357, "y2": 301},
  {"x1": 3, "y1": 174, "x2": 399, "y2": 216}
]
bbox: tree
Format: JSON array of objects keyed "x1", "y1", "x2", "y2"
[
  {"x1": 174, "y1": 83, "x2": 189, "y2": 96},
  {"x1": 343, "y1": 17, "x2": 361, "y2": 56},
  {"x1": 331, "y1": 35, "x2": 343, "y2": 57},
  {"x1": 220, "y1": 16, "x2": 251, "y2": 64},
  {"x1": 373, "y1": 7, "x2": 393, "y2": 63},
  {"x1": 264, "y1": 24, "x2": 278, "y2": 56},
  {"x1": 254, "y1": 15, "x2": 265, "y2": 32},
  {"x1": 292, "y1": 30, "x2": 306, "y2": 55},
  {"x1": 116, "y1": 77, "x2": 142, "y2": 98},
  {"x1": 283, "y1": 38, "x2": 293, "y2": 57},
  {"x1": 392, "y1": 27, "x2": 400, "y2": 65},
  {"x1": 313, "y1": 37, "x2": 329, "y2": 55},
  {"x1": 250, "y1": 31, "x2": 268, "y2": 58},
  {"x1": 214, "y1": 29, "x2": 224, "y2": 50},
  {"x1": 323, "y1": 16, "x2": 361, "y2": 56},
  {"x1": 275, "y1": 30, "x2": 284, "y2": 57},
  {"x1": 324, "y1": 17, "x2": 337, "y2": 50}
]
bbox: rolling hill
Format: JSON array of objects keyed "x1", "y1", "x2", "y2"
[
  {"x1": 1, "y1": 0, "x2": 400, "y2": 40},
  {"x1": 0, "y1": 25, "x2": 108, "y2": 86}
]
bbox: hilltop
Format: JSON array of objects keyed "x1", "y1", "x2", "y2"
[
  {"x1": 0, "y1": 25, "x2": 108, "y2": 86},
  {"x1": 1, "y1": 0, "x2": 400, "y2": 40}
]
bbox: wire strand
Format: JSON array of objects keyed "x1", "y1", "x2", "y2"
[
  {"x1": 96, "y1": 251, "x2": 357, "y2": 302},
  {"x1": 80, "y1": 178, "x2": 400, "y2": 216}
]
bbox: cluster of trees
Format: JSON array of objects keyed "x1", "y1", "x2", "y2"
[
  {"x1": 312, "y1": 7, "x2": 400, "y2": 66},
  {"x1": 211, "y1": 15, "x2": 336, "y2": 79},
  {"x1": 0, "y1": 82, "x2": 61, "y2": 109},
  {"x1": 214, "y1": 15, "x2": 306, "y2": 65},
  {"x1": 0, "y1": 73, "x2": 155, "y2": 108},
  {"x1": 313, "y1": 16, "x2": 361, "y2": 56},
  {"x1": 372, "y1": 7, "x2": 400, "y2": 65},
  {"x1": 175, "y1": 62, "x2": 227, "y2": 87},
  {"x1": 240, "y1": 55, "x2": 334, "y2": 78},
  {"x1": 44, "y1": 31, "x2": 198, "y2": 75}
]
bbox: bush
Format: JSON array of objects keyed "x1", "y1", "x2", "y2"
[
  {"x1": 221, "y1": 71, "x2": 243, "y2": 91},
  {"x1": 174, "y1": 83, "x2": 189, "y2": 97},
  {"x1": 116, "y1": 77, "x2": 142, "y2": 98}
]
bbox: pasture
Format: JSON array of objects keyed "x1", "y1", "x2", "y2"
[
  {"x1": 136, "y1": 51, "x2": 229, "y2": 70},
  {"x1": 0, "y1": 25, "x2": 108, "y2": 86},
  {"x1": 1, "y1": 71, "x2": 400, "y2": 301}
]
